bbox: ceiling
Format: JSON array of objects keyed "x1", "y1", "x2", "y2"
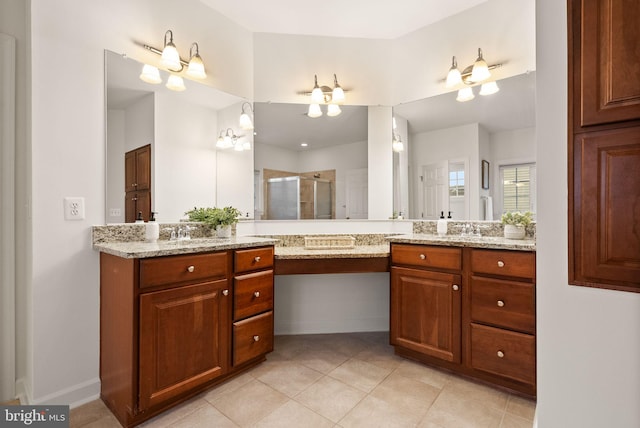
[{"x1": 199, "y1": 0, "x2": 488, "y2": 39}]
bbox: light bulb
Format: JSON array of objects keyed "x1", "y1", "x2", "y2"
[
  {"x1": 479, "y1": 81, "x2": 500, "y2": 96},
  {"x1": 446, "y1": 56, "x2": 462, "y2": 88},
  {"x1": 470, "y1": 48, "x2": 490, "y2": 82},
  {"x1": 332, "y1": 75, "x2": 345, "y2": 104},
  {"x1": 311, "y1": 75, "x2": 324, "y2": 104},
  {"x1": 239, "y1": 113, "x2": 253, "y2": 130},
  {"x1": 186, "y1": 54, "x2": 206, "y2": 79},
  {"x1": 327, "y1": 104, "x2": 341, "y2": 117}
]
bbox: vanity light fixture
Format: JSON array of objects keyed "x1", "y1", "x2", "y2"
[
  {"x1": 301, "y1": 74, "x2": 348, "y2": 118},
  {"x1": 239, "y1": 102, "x2": 254, "y2": 130},
  {"x1": 392, "y1": 133, "x2": 404, "y2": 152},
  {"x1": 216, "y1": 128, "x2": 250, "y2": 152},
  {"x1": 445, "y1": 48, "x2": 502, "y2": 102},
  {"x1": 139, "y1": 30, "x2": 207, "y2": 91}
]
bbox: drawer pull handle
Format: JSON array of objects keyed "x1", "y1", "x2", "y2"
[
  {"x1": 419, "y1": 254, "x2": 426, "y2": 260},
  {"x1": 222, "y1": 289, "x2": 229, "y2": 296},
  {"x1": 497, "y1": 260, "x2": 505, "y2": 268},
  {"x1": 253, "y1": 335, "x2": 260, "y2": 342},
  {"x1": 187, "y1": 265, "x2": 195, "y2": 273},
  {"x1": 254, "y1": 291, "x2": 260, "y2": 298},
  {"x1": 497, "y1": 350, "x2": 505, "y2": 358},
  {"x1": 497, "y1": 300, "x2": 505, "y2": 307},
  {"x1": 452, "y1": 284, "x2": 460, "y2": 291},
  {"x1": 254, "y1": 256, "x2": 261, "y2": 263}
]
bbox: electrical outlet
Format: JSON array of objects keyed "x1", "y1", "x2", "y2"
[
  {"x1": 64, "y1": 197, "x2": 85, "y2": 220},
  {"x1": 109, "y1": 208, "x2": 121, "y2": 217}
]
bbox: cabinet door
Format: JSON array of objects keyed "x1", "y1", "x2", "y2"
[
  {"x1": 390, "y1": 267, "x2": 462, "y2": 363},
  {"x1": 135, "y1": 145, "x2": 151, "y2": 191},
  {"x1": 577, "y1": 0, "x2": 640, "y2": 127},
  {"x1": 139, "y1": 279, "x2": 230, "y2": 411},
  {"x1": 125, "y1": 151, "x2": 137, "y2": 193}
]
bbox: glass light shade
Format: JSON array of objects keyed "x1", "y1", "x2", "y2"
[
  {"x1": 216, "y1": 136, "x2": 225, "y2": 148},
  {"x1": 456, "y1": 87, "x2": 475, "y2": 102},
  {"x1": 470, "y1": 50, "x2": 491, "y2": 82},
  {"x1": 392, "y1": 138, "x2": 404, "y2": 152},
  {"x1": 223, "y1": 134, "x2": 233, "y2": 148},
  {"x1": 161, "y1": 43, "x2": 181, "y2": 71},
  {"x1": 308, "y1": 103, "x2": 322, "y2": 118},
  {"x1": 327, "y1": 103, "x2": 341, "y2": 117},
  {"x1": 166, "y1": 74, "x2": 186, "y2": 91},
  {"x1": 139, "y1": 64, "x2": 162, "y2": 84},
  {"x1": 446, "y1": 57, "x2": 463, "y2": 88},
  {"x1": 239, "y1": 113, "x2": 254, "y2": 130},
  {"x1": 311, "y1": 86, "x2": 324, "y2": 104},
  {"x1": 332, "y1": 86, "x2": 345, "y2": 104},
  {"x1": 234, "y1": 140, "x2": 244, "y2": 151},
  {"x1": 479, "y1": 81, "x2": 500, "y2": 96},
  {"x1": 242, "y1": 141, "x2": 251, "y2": 151},
  {"x1": 186, "y1": 54, "x2": 206, "y2": 79}
]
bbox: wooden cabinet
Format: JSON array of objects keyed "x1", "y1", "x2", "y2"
[
  {"x1": 468, "y1": 249, "x2": 536, "y2": 395},
  {"x1": 569, "y1": 0, "x2": 640, "y2": 293},
  {"x1": 125, "y1": 145, "x2": 151, "y2": 222},
  {"x1": 100, "y1": 245, "x2": 274, "y2": 427},
  {"x1": 390, "y1": 244, "x2": 536, "y2": 397},
  {"x1": 232, "y1": 247, "x2": 274, "y2": 367}
]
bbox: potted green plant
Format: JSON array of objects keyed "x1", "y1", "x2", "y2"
[
  {"x1": 501, "y1": 211, "x2": 533, "y2": 240},
  {"x1": 185, "y1": 206, "x2": 242, "y2": 238}
]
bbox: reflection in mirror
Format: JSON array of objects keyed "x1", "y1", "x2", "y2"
[
  {"x1": 253, "y1": 102, "x2": 368, "y2": 220},
  {"x1": 393, "y1": 71, "x2": 536, "y2": 221},
  {"x1": 105, "y1": 50, "x2": 254, "y2": 223}
]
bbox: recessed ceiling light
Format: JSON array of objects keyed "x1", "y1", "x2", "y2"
[{"x1": 300, "y1": 143, "x2": 308, "y2": 147}]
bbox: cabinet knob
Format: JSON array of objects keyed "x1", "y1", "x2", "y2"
[
  {"x1": 253, "y1": 291, "x2": 260, "y2": 298},
  {"x1": 222, "y1": 289, "x2": 229, "y2": 296},
  {"x1": 254, "y1": 256, "x2": 261, "y2": 263},
  {"x1": 419, "y1": 254, "x2": 426, "y2": 260},
  {"x1": 253, "y1": 335, "x2": 260, "y2": 342},
  {"x1": 187, "y1": 265, "x2": 195, "y2": 273},
  {"x1": 497, "y1": 300, "x2": 505, "y2": 307},
  {"x1": 497, "y1": 350, "x2": 505, "y2": 358},
  {"x1": 132, "y1": 197, "x2": 137, "y2": 201},
  {"x1": 497, "y1": 260, "x2": 505, "y2": 268},
  {"x1": 452, "y1": 284, "x2": 460, "y2": 291}
]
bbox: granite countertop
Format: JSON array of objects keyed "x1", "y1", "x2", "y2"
[
  {"x1": 386, "y1": 234, "x2": 536, "y2": 251},
  {"x1": 275, "y1": 244, "x2": 390, "y2": 260},
  {"x1": 93, "y1": 236, "x2": 278, "y2": 259}
]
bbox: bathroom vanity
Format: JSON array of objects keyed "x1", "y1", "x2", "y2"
[
  {"x1": 96, "y1": 236, "x2": 277, "y2": 427},
  {"x1": 387, "y1": 234, "x2": 536, "y2": 397}
]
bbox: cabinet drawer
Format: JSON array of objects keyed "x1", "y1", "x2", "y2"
[
  {"x1": 234, "y1": 270, "x2": 274, "y2": 320},
  {"x1": 471, "y1": 276, "x2": 535, "y2": 334},
  {"x1": 235, "y1": 247, "x2": 274, "y2": 274},
  {"x1": 470, "y1": 323, "x2": 535, "y2": 386},
  {"x1": 139, "y1": 252, "x2": 227, "y2": 289},
  {"x1": 471, "y1": 249, "x2": 535, "y2": 279},
  {"x1": 391, "y1": 244, "x2": 461, "y2": 271},
  {"x1": 233, "y1": 311, "x2": 273, "y2": 366}
]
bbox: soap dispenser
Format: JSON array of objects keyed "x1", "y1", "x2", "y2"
[
  {"x1": 437, "y1": 211, "x2": 448, "y2": 236},
  {"x1": 135, "y1": 211, "x2": 144, "y2": 223},
  {"x1": 146, "y1": 212, "x2": 159, "y2": 243}
]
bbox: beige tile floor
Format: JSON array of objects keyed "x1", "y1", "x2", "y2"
[{"x1": 70, "y1": 332, "x2": 536, "y2": 428}]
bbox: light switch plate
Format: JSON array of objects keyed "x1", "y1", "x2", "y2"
[{"x1": 64, "y1": 197, "x2": 85, "y2": 220}]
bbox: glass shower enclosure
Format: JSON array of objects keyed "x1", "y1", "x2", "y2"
[{"x1": 266, "y1": 176, "x2": 333, "y2": 220}]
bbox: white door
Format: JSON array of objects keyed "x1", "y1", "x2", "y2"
[
  {"x1": 422, "y1": 162, "x2": 448, "y2": 219},
  {"x1": 345, "y1": 168, "x2": 368, "y2": 219}
]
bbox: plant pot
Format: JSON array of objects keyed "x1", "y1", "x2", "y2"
[
  {"x1": 504, "y1": 224, "x2": 526, "y2": 240},
  {"x1": 216, "y1": 224, "x2": 232, "y2": 238}
]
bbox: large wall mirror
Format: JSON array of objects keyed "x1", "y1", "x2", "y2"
[
  {"x1": 393, "y1": 71, "x2": 537, "y2": 221},
  {"x1": 253, "y1": 102, "x2": 369, "y2": 220},
  {"x1": 105, "y1": 50, "x2": 254, "y2": 223}
]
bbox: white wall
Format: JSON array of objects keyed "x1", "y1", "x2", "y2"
[
  {"x1": 535, "y1": 1, "x2": 640, "y2": 427},
  {"x1": 24, "y1": 0, "x2": 253, "y2": 406},
  {"x1": 155, "y1": 91, "x2": 218, "y2": 221},
  {"x1": 106, "y1": 110, "x2": 125, "y2": 223},
  {"x1": 368, "y1": 106, "x2": 393, "y2": 219}
]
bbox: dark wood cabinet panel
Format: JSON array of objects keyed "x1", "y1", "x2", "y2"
[
  {"x1": 390, "y1": 266, "x2": 462, "y2": 363},
  {"x1": 571, "y1": 127, "x2": 640, "y2": 291},
  {"x1": 138, "y1": 280, "x2": 229, "y2": 410},
  {"x1": 569, "y1": 0, "x2": 640, "y2": 292},
  {"x1": 577, "y1": 0, "x2": 640, "y2": 127},
  {"x1": 470, "y1": 276, "x2": 535, "y2": 334},
  {"x1": 125, "y1": 145, "x2": 151, "y2": 222}
]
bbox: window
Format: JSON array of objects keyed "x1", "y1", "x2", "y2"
[
  {"x1": 500, "y1": 163, "x2": 536, "y2": 214},
  {"x1": 449, "y1": 164, "x2": 465, "y2": 197}
]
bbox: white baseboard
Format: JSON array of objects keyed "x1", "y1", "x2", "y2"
[{"x1": 15, "y1": 377, "x2": 100, "y2": 409}]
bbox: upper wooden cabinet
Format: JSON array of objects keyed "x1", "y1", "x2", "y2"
[
  {"x1": 569, "y1": 0, "x2": 640, "y2": 293},
  {"x1": 575, "y1": 0, "x2": 640, "y2": 128}
]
